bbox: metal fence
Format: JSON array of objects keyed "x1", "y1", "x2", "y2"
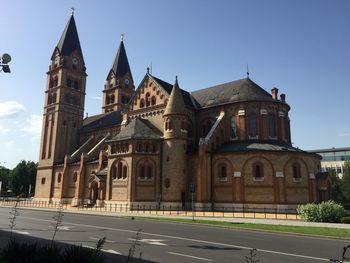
[{"x1": 0, "y1": 199, "x2": 299, "y2": 220}]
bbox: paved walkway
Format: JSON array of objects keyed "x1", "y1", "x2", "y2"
[{"x1": 4, "y1": 205, "x2": 350, "y2": 230}]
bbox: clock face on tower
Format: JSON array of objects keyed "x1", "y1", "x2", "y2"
[
  {"x1": 72, "y1": 57, "x2": 79, "y2": 66},
  {"x1": 124, "y1": 79, "x2": 130, "y2": 85}
]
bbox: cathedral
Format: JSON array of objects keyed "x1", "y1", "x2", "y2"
[{"x1": 34, "y1": 14, "x2": 330, "y2": 208}]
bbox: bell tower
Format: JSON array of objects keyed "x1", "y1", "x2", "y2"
[
  {"x1": 38, "y1": 13, "x2": 87, "y2": 166},
  {"x1": 102, "y1": 35, "x2": 134, "y2": 113}
]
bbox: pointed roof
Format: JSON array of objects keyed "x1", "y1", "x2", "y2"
[
  {"x1": 110, "y1": 38, "x2": 132, "y2": 78},
  {"x1": 109, "y1": 118, "x2": 162, "y2": 141},
  {"x1": 56, "y1": 14, "x2": 83, "y2": 58},
  {"x1": 163, "y1": 76, "x2": 187, "y2": 116}
]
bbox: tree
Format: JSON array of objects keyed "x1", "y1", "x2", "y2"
[
  {"x1": 10, "y1": 161, "x2": 37, "y2": 196},
  {"x1": 0, "y1": 166, "x2": 11, "y2": 195},
  {"x1": 340, "y1": 161, "x2": 350, "y2": 208}
]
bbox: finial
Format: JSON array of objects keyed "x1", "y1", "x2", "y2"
[
  {"x1": 71, "y1": 7, "x2": 75, "y2": 15},
  {"x1": 246, "y1": 64, "x2": 250, "y2": 79},
  {"x1": 121, "y1": 34, "x2": 124, "y2": 42},
  {"x1": 147, "y1": 67, "x2": 150, "y2": 74},
  {"x1": 175, "y1": 75, "x2": 178, "y2": 84}
]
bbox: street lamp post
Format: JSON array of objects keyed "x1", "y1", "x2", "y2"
[{"x1": 0, "y1": 53, "x2": 12, "y2": 73}]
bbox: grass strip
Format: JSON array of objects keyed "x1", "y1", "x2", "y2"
[{"x1": 133, "y1": 216, "x2": 350, "y2": 239}]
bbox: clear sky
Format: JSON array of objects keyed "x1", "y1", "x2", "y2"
[{"x1": 0, "y1": 0, "x2": 349, "y2": 169}]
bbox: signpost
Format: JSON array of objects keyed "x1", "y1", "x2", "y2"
[{"x1": 189, "y1": 182, "x2": 195, "y2": 221}]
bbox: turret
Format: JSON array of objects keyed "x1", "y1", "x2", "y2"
[{"x1": 162, "y1": 77, "x2": 188, "y2": 204}]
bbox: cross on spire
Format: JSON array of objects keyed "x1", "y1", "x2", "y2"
[{"x1": 71, "y1": 7, "x2": 75, "y2": 15}]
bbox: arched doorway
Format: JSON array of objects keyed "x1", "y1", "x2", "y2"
[{"x1": 90, "y1": 181, "x2": 99, "y2": 204}]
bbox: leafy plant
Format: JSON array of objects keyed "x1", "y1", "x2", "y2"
[
  {"x1": 245, "y1": 248, "x2": 260, "y2": 263},
  {"x1": 127, "y1": 228, "x2": 142, "y2": 263},
  {"x1": 340, "y1": 216, "x2": 350, "y2": 224},
  {"x1": 51, "y1": 203, "x2": 64, "y2": 245},
  {"x1": 8, "y1": 199, "x2": 20, "y2": 239},
  {"x1": 330, "y1": 245, "x2": 350, "y2": 262},
  {"x1": 298, "y1": 200, "x2": 346, "y2": 223}
]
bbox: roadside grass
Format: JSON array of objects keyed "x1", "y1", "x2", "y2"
[{"x1": 133, "y1": 216, "x2": 350, "y2": 239}]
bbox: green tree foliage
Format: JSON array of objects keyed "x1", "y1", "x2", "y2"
[
  {"x1": 341, "y1": 161, "x2": 350, "y2": 208},
  {"x1": 0, "y1": 166, "x2": 11, "y2": 195},
  {"x1": 10, "y1": 161, "x2": 37, "y2": 196}
]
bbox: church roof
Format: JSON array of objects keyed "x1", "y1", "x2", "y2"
[
  {"x1": 109, "y1": 118, "x2": 162, "y2": 141},
  {"x1": 151, "y1": 75, "x2": 198, "y2": 109},
  {"x1": 82, "y1": 111, "x2": 122, "y2": 133},
  {"x1": 110, "y1": 39, "x2": 132, "y2": 78},
  {"x1": 217, "y1": 140, "x2": 302, "y2": 153},
  {"x1": 191, "y1": 78, "x2": 273, "y2": 108},
  {"x1": 56, "y1": 14, "x2": 83, "y2": 58},
  {"x1": 164, "y1": 77, "x2": 187, "y2": 115}
]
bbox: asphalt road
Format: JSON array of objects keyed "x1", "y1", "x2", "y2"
[{"x1": 0, "y1": 207, "x2": 348, "y2": 263}]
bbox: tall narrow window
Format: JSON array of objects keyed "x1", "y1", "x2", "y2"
[
  {"x1": 231, "y1": 116, "x2": 237, "y2": 139},
  {"x1": 254, "y1": 163, "x2": 263, "y2": 178},
  {"x1": 248, "y1": 114, "x2": 257, "y2": 137},
  {"x1": 140, "y1": 99, "x2": 145, "y2": 108},
  {"x1": 268, "y1": 114, "x2": 276, "y2": 137},
  {"x1": 293, "y1": 163, "x2": 301, "y2": 179},
  {"x1": 147, "y1": 165, "x2": 153, "y2": 179},
  {"x1": 146, "y1": 93, "x2": 150, "y2": 107},
  {"x1": 139, "y1": 165, "x2": 145, "y2": 179},
  {"x1": 218, "y1": 163, "x2": 227, "y2": 180},
  {"x1": 117, "y1": 162, "x2": 123, "y2": 179},
  {"x1": 151, "y1": 96, "x2": 156, "y2": 106},
  {"x1": 122, "y1": 165, "x2": 127, "y2": 179}
]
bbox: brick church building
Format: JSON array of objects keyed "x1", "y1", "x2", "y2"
[{"x1": 35, "y1": 14, "x2": 330, "y2": 208}]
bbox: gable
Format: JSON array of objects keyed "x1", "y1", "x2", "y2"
[{"x1": 129, "y1": 74, "x2": 170, "y2": 112}]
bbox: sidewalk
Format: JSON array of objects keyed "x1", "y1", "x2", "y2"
[{"x1": 6, "y1": 205, "x2": 350, "y2": 230}]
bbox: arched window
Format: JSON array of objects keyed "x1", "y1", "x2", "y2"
[
  {"x1": 293, "y1": 163, "x2": 301, "y2": 179},
  {"x1": 253, "y1": 163, "x2": 263, "y2": 178},
  {"x1": 41, "y1": 177, "x2": 46, "y2": 184},
  {"x1": 168, "y1": 121, "x2": 172, "y2": 130},
  {"x1": 106, "y1": 96, "x2": 110, "y2": 105},
  {"x1": 121, "y1": 96, "x2": 126, "y2": 104},
  {"x1": 146, "y1": 93, "x2": 151, "y2": 107},
  {"x1": 248, "y1": 114, "x2": 257, "y2": 137},
  {"x1": 52, "y1": 93, "x2": 57, "y2": 103},
  {"x1": 112, "y1": 165, "x2": 117, "y2": 180},
  {"x1": 231, "y1": 116, "x2": 237, "y2": 139},
  {"x1": 73, "y1": 172, "x2": 78, "y2": 183},
  {"x1": 139, "y1": 165, "x2": 145, "y2": 179},
  {"x1": 117, "y1": 162, "x2": 123, "y2": 179},
  {"x1": 122, "y1": 165, "x2": 127, "y2": 179},
  {"x1": 140, "y1": 99, "x2": 145, "y2": 108},
  {"x1": 268, "y1": 114, "x2": 276, "y2": 137},
  {"x1": 110, "y1": 95, "x2": 115, "y2": 104},
  {"x1": 151, "y1": 96, "x2": 156, "y2": 106},
  {"x1": 66, "y1": 78, "x2": 72, "y2": 87},
  {"x1": 54, "y1": 76, "x2": 58, "y2": 87},
  {"x1": 147, "y1": 165, "x2": 153, "y2": 179},
  {"x1": 218, "y1": 163, "x2": 227, "y2": 181}
]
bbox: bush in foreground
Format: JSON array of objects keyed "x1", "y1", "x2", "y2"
[
  {"x1": 340, "y1": 216, "x2": 350, "y2": 224},
  {"x1": 298, "y1": 200, "x2": 346, "y2": 223},
  {"x1": 0, "y1": 239, "x2": 105, "y2": 263}
]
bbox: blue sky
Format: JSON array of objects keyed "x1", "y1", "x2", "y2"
[{"x1": 0, "y1": 0, "x2": 349, "y2": 168}]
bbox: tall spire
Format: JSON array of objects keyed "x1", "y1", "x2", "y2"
[
  {"x1": 56, "y1": 13, "x2": 83, "y2": 58},
  {"x1": 164, "y1": 76, "x2": 187, "y2": 116},
  {"x1": 110, "y1": 35, "x2": 131, "y2": 78}
]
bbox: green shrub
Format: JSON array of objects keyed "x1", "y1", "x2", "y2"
[
  {"x1": 340, "y1": 216, "x2": 350, "y2": 224},
  {"x1": 298, "y1": 200, "x2": 346, "y2": 223}
]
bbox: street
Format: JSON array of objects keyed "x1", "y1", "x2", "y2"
[{"x1": 0, "y1": 207, "x2": 348, "y2": 262}]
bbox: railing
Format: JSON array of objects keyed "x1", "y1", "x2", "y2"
[{"x1": 0, "y1": 199, "x2": 299, "y2": 220}]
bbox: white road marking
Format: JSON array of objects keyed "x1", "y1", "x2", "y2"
[
  {"x1": 102, "y1": 249, "x2": 121, "y2": 255},
  {"x1": 17, "y1": 215, "x2": 333, "y2": 261},
  {"x1": 168, "y1": 251, "x2": 212, "y2": 261},
  {"x1": 58, "y1": 226, "x2": 70, "y2": 231},
  {"x1": 129, "y1": 238, "x2": 168, "y2": 246},
  {"x1": 13, "y1": 230, "x2": 29, "y2": 235}
]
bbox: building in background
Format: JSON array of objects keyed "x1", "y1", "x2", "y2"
[
  {"x1": 308, "y1": 147, "x2": 350, "y2": 178},
  {"x1": 34, "y1": 14, "x2": 330, "y2": 208}
]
